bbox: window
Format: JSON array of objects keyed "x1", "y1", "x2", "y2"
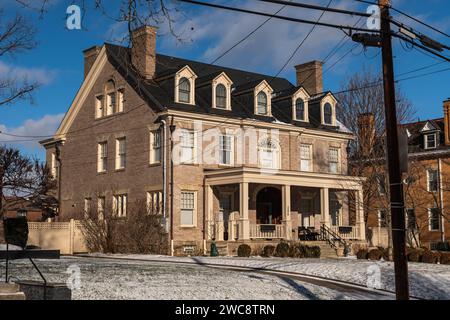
[
  {"x1": 377, "y1": 174, "x2": 387, "y2": 195},
  {"x1": 106, "y1": 92, "x2": 116, "y2": 116},
  {"x1": 295, "y1": 98, "x2": 305, "y2": 121},
  {"x1": 147, "y1": 191, "x2": 163, "y2": 215},
  {"x1": 406, "y1": 208, "x2": 416, "y2": 230},
  {"x1": 98, "y1": 141, "x2": 107, "y2": 172},
  {"x1": 300, "y1": 144, "x2": 312, "y2": 172},
  {"x1": 181, "y1": 191, "x2": 195, "y2": 226},
  {"x1": 378, "y1": 210, "x2": 388, "y2": 227},
  {"x1": 215, "y1": 84, "x2": 227, "y2": 109},
  {"x1": 323, "y1": 102, "x2": 333, "y2": 125},
  {"x1": 95, "y1": 95, "x2": 104, "y2": 118},
  {"x1": 256, "y1": 91, "x2": 268, "y2": 115},
  {"x1": 51, "y1": 152, "x2": 58, "y2": 179},
  {"x1": 116, "y1": 137, "x2": 126, "y2": 170},
  {"x1": 180, "y1": 130, "x2": 195, "y2": 164},
  {"x1": 84, "y1": 198, "x2": 92, "y2": 216},
  {"x1": 329, "y1": 147, "x2": 340, "y2": 174},
  {"x1": 150, "y1": 130, "x2": 161, "y2": 164},
  {"x1": 97, "y1": 197, "x2": 105, "y2": 220},
  {"x1": 117, "y1": 89, "x2": 124, "y2": 113},
  {"x1": 178, "y1": 77, "x2": 191, "y2": 103},
  {"x1": 258, "y1": 138, "x2": 279, "y2": 169},
  {"x1": 428, "y1": 208, "x2": 440, "y2": 231},
  {"x1": 425, "y1": 133, "x2": 437, "y2": 149},
  {"x1": 427, "y1": 169, "x2": 438, "y2": 192},
  {"x1": 219, "y1": 135, "x2": 232, "y2": 165},
  {"x1": 113, "y1": 194, "x2": 127, "y2": 217}
]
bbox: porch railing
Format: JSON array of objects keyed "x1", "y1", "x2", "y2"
[
  {"x1": 250, "y1": 224, "x2": 285, "y2": 239},
  {"x1": 330, "y1": 225, "x2": 360, "y2": 240}
]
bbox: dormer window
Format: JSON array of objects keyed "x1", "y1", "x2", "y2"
[
  {"x1": 425, "y1": 133, "x2": 437, "y2": 149},
  {"x1": 215, "y1": 84, "x2": 227, "y2": 109},
  {"x1": 324, "y1": 103, "x2": 333, "y2": 125},
  {"x1": 257, "y1": 91, "x2": 268, "y2": 115},
  {"x1": 295, "y1": 98, "x2": 305, "y2": 121},
  {"x1": 178, "y1": 77, "x2": 191, "y2": 103},
  {"x1": 175, "y1": 65, "x2": 197, "y2": 105}
]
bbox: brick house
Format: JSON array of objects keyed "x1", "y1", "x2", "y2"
[
  {"x1": 360, "y1": 100, "x2": 450, "y2": 249},
  {"x1": 40, "y1": 26, "x2": 365, "y2": 255}
]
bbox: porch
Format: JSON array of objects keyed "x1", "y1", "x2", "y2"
[{"x1": 204, "y1": 167, "x2": 365, "y2": 242}]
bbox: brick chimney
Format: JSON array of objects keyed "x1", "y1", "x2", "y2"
[
  {"x1": 131, "y1": 25, "x2": 157, "y2": 80},
  {"x1": 444, "y1": 99, "x2": 450, "y2": 145},
  {"x1": 358, "y1": 113, "x2": 376, "y2": 157},
  {"x1": 294, "y1": 61, "x2": 323, "y2": 95},
  {"x1": 83, "y1": 45, "x2": 101, "y2": 78}
]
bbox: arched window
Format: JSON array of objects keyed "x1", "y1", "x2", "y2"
[
  {"x1": 257, "y1": 91, "x2": 268, "y2": 115},
  {"x1": 258, "y1": 138, "x2": 280, "y2": 169},
  {"x1": 215, "y1": 84, "x2": 227, "y2": 109},
  {"x1": 295, "y1": 98, "x2": 305, "y2": 121},
  {"x1": 324, "y1": 102, "x2": 333, "y2": 125},
  {"x1": 179, "y1": 77, "x2": 191, "y2": 103}
]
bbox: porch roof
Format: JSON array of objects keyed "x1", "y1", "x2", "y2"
[{"x1": 204, "y1": 166, "x2": 364, "y2": 190}]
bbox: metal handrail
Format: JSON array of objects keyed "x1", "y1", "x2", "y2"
[{"x1": 320, "y1": 224, "x2": 347, "y2": 249}]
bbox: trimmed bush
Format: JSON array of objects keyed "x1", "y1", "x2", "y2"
[
  {"x1": 275, "y1": 242, "x2": 290, "y2": 257},
  {"x1": 407, "y1": 249, "x2": 422, "y2": 262},
  {"x1": 307, "y1": 246, "x2": 321, "y2": 258},
  {"x1": 440, "y1": 252, "x2": 450, "y2": 265},
  {"x1": 237, "y1": 244, "x2": 251, "y2": 257},
  {"x1": 378, "y1": 247, "x2": 390, "y2": 261},
  {"x1": 356, "y1": 249, "x2": 368, "y2": 260},
  {"x1": 262, "y1": 245, "x2": 276, "y2": 257},
  {"x1": 288, "y1": 244, "x2": 307, "y2": 258},
  {"x1": 368, "y1": 249, "x2": 382, "y2": 261},
  {"x1": 422, "y1": 250, "x2": 440, "y2": 264}
]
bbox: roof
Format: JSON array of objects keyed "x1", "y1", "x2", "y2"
[
  {"x1": 104, "y1": 43, "x2": 350, "y2": 134},
  {"x1": 401, "y1": 118, "x2": 450, "y2": 153}
]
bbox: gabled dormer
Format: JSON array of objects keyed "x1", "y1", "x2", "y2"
[
  {"x1": 174, "y1": 65, "x2": 197, "y2": 105},
  {"x1": 254, "y1": 80, "x2": 273, "y2": 116},
  {"x1": 291, "y1": 87, "x2": 310, "y2": 122},
  {"x1": 420, "y1": 121, "x2": 440, "y2": 149},
  {"x1": 320, "y1": 93, "x2": 337, "y2": 126},
  {"x1": 212, "y1": 72, "x2": 233, "y2": 110}
]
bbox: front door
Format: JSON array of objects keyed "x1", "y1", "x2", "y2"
[
  {"x1": 219, "y1": 194, "x2": 232, "y2": 240},
  {"x1": 257, "y1": 202, "x2": 273, "y2": 224}
]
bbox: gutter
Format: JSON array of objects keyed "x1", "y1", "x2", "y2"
[{"x1": 438, "y1": 158, "x2": 445, "y2": 242}]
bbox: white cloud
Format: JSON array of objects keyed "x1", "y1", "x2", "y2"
[
  {"x1": 0, "y1": 61, "x2": 57, "y2": 85},
  {"x1": 0, "y1": 113, "x2": 64, "y2": 151}
]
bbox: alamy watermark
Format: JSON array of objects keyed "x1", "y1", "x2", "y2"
[
  {"x1": 66, "y1": 5, "x2": 81, "y2": 30},
  {"x1": 66, "y1": 264, "x2": 81, "y2": 290}
]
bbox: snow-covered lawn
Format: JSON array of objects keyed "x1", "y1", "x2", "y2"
[{"x1": 88, "y1": 254, "x2": 450, "y2": 300}]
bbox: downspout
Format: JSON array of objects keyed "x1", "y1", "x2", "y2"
[
  {"x1": 169, "y1": 117, "x2": 176, "y2": 256},
  {"x1": 438, "y1": 158, "x2": 445, "y2": 242},
  {"x1": 160, "y1": 119, "x2": 168, "y2": 234}
]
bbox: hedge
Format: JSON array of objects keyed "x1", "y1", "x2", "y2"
[
  {"x1": 237, "y1": 244, "x2": 251, "y2": 257},
  {"x1": 275, "y1": 242, "x2": 290, "y2": 257},
  {"x1": 262, "y1": 245, "x2": 276, "y2": 257}
]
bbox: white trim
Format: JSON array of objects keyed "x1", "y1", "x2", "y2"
[
  {"x1": 320, "y1": 93, "x2": 337, "y2": 126},
  {"x1": 292, "y1": 87, "x2": 310, "y2": 122},
  {"x1": 212, "y1": 72, "x2": 233, "y2": 110},
  {"x1": 424, "y1": 132, "x2": 438, "y2": 149},
  {"x1": 300, "y1": 143, "x2": 313, "y2": 172},
  {"x1": 426, "y1": 168, "x2": 438, "y2": 192},
  {"x1": 428, "y1": 207, "x2": 441, "y2": 231},
  {"x1": 174, "y1": 65, "x2": 197, "y2": 105},
  {"x1": 149, "y1": 129, "x2": 162, "y2": 165},
  {"x1": 180, "y1": 190, "x2": 198, "y2": 227},
  {"x1": 254, "y1": 80, "x2": 273, "y2": 116},
  {"x1": 115, "y1": 137, "x2": 126, "y2": 170}
]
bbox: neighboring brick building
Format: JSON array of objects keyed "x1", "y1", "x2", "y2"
[
  {"x1": 360, "y1": 100, "x2": 450, "y2": 249},
  {"x1": 40, "y1": 26, "x2": 365, "y2": 255}
]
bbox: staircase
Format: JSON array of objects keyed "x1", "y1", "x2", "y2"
[
  {"x1": 0, "y1": 283, "x2": 26, "y2": 300},
  {"x1": 319, "y1": 224, "x2": 348, "y2": 257}
]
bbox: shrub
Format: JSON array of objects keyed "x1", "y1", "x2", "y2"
[
  {"x1": 356, "y1": 249, "x2": 368, "y2": 260},
  {"x1": 368, "y1": 249, "x2": 382, "y2": 261},
  {"x1": 262, "y1": 245, "x2": 276, "y2": 257},
  {"x1": 422, "y1": 250, "x2": 440, "y2": 264},
  {"x1": 378, "y1": 247, "x2": 390, "y2": 261},
  {"x1": 307, "y1": 246, "x2": 321, "y2": 258},
  {"x1": 237, "y1": 244, "x2": 252, "y2": 257},
  {"x1": 288, "y1": 244, "x2": 306, "y2": 258},
  {"x1": 440, "y1": 252, "x2": 450, "y2": 265},
  {"x1": 407, "y1": 248, "x2": 422, "y2": 262},
  {"x1": 275, "y1": 242, "x2": 290, "y2": 257}
]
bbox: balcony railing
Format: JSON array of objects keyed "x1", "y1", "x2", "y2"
[
  {"x1": 330, "y1": 225, "x2": 360, "y2": 240},
  {"x1": 250, "y1": 224, "x2": 285, "y2": 239}
]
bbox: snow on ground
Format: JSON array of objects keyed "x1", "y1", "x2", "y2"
[
  {"x1": 0, "y1": 257, "x2": 373, "y2": 300},
  {"x1": 87, "y1": 254, "x2": 450, "y2": 300}
]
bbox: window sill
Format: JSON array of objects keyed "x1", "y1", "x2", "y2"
[
  {"x1": 218, "y1": 163, "x2": 234, "y2": 168},
  {"x1": 149, "y1": 162, "x2": 161, "y2": 167},
  {"x1": 97, "y1": 171, "x2": 107, "y2": 175},
  {"x1": 94, "y1": 111, "x2": 125, "y2": 121},
  {"x1": 179, "y1": 163, "x2": 199, "y2": 167},
  {"x1": 180, "y1": 225, "x2": 196, "y2": 228},
  {"x1": 115, "y1": 168, "x2": 126, "y2": 172}
]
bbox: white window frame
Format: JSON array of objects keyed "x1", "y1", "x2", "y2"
[
  {"x1": 427, "y1": 169, "x2": 438, "y2": 192},
  {"x1": 428, "y1": 208, "x2": 441, "y2": 231},
  {"x1": 320, "y1": 94, "x2": 337, "y2": 126},
  {"x1": 180, "y1": 191, "x2": 197, "y2": 227},
  {"x1": 378, "y1": 209, "x2": 388, "y2": 228},
  {"x1": 424, "y1": 133, "x2": 437, "y2": 149},
  {"x1": 97, "y1": 196, "x2": 105, "y2": 220},
  {"x1": 97, "y1": 141, "x2": 108, "y2": 173},
  {"x1": 212, "y1": 72, "x2": 233, "y2": 110},
  {"x1": 300, "y1": 144, "x2": 312, "y2": 172},
  {"x1": 258, "y1": 138, "x2": 280, "y2": 169},
  {"x1": 147, "y1": 191, "x2": 163, "y2": 215},
  {"x1": 95, "y1": 95, "x2": 104, "y2": 118},
  {"x1": 329, "y1": 147, "x2": 341, "y2": 174},
  {"x1": 292, "y1": 87, "x2": 310, "y2": 122},
  {"x1": 150, "y1": 130, "x2": 162, "y2": 165},
  {"x1": 219, "y1": 134, "x2": 234, "y2": 165},
  {"x1": 180, "y1": 129, "x2": 196, "y2": 164},
  {"x1": 174, "y1": 66, "x2": 197, "y2": 105},
  {"x1": 106, "y1": 91, "x2": 116, "y2": 116},
  {"x1": 117, "y1": 88, "x2": 124, "y2": 113},
  {"x1": 113, "y1": 194, "x2": 127, "y2": 218},
  {"x1": 84, "y1": 198, "x2": 92, "y2": 218},
  {"x1": 51, "y1": 152, "x2": 58, "y2": 178},
  {"x1": 115, "y1": 137, "x2": 126, "y2": 170},
  {"x1": 253, "y1": 80, "x2": 273, "y2": 116}
]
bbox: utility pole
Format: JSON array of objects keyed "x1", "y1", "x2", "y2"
[
  {"x1": 379, "y1": 0, "x2": 409, "y2": 300},
  {"x1": 0, "y1": 165, "x2": 4, "y2": 218}
]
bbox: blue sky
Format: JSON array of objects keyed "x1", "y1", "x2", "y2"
[{"x1": 0, "y1": 0, "x2": 449, "y2": 159}]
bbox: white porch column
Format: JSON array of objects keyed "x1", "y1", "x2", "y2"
[
  {"x1": 205, "y1": 185, "x2": 214, "y2": 240},
  {"x1": 320, "y1": 187, "x2": 330, "y2": 226},
  {"x1": 240, "y1": 182, "x2": 250, "y2": 239},
  {"x1": 356, "y1": 188, "x2": 365, "y2": 240},
  {"x1": 282, "y1": 184, "x2": 292, "y2": 240}
]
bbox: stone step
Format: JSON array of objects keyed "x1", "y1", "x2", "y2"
[
  {"x1": 0, "y1": 292, "x2": 26, "y2": 300},
  {"x1": 0, "y1": 283, "x2": 26, "y2": 300},
  {"x1": 0, "y1": 283, "x2": 20, "y2": 294}
]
